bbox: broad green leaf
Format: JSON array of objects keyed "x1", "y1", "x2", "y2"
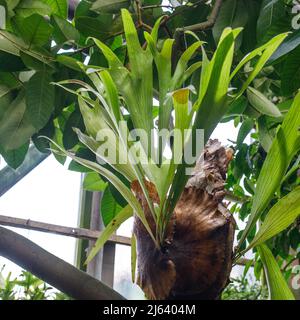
[
  {"x1": 101, "y1": 187, "x2": 123, "y2": 226},
  {"x1": 247, "y1": 187, "x2": 300, "y2": 250},
  {"x1": 62, "y1": 110, "x2": 85, "y2": 149},
  {"x1": 237, "y1": 91, "x2": 300, "y2": 251},
  {"x1": 236, "y1": 118, "x2": 253, "y2": 148},
  {"x1": 20, "y1": 51, "x2": 50, "y2": 70},
  {"x1": 13, "y1": 14, "x2": 53, "y2": 47},
  {"x1": 257, "y1": 244, "x2": 295, "y2": 300},
  {"x1": 0, "y1": 31, "x2": 22, "y2": 56},
  {"x1": 15, "y1": 0, "x2": 52, "y2": 18},
  {"x1": 281, "y1": 46, "x2": 300, "y2": 96},
  {"x1": 83, "y1": 172, "x2": 107, "y2": 191},
  {"x1": 270, "y1": 29, "x2": 300, "y2": 62},
  {"x1": 131, "y1": 233, "x2": 137, "y2": 283},
  {"x1": 26, "y1": 70, "x2": 55, "y2": 130},
  {"x1": 256, "y1": 0, "x2": 286, "y2": 43},
  {"x1": 258, "y1": 116, "x2": 274, "y2": 152},
  {"x1": 56, "y1": 55, "x2": 83, "y2": 72},
  {"x1": 91, "y1": 0, "x2": 130, "y2": 13},
  {"x1": 212, "y1": 0, "x2": 248, "y2": 44},
  {"x1": 45, "y1": 0, "x2": 68, "y2": 18},
  {"x1": 0, "y1": 91, "x2": 36, "y2": 150},
  {"x1": 0, "y1": 51, "x2": 25, "y2": 71},
  {"x1": 0, "y1": 141, "x2": 29, "y2": 169},
  {"x1": 247, "y1": 86, "x2": 281, "y2": 117},
  {"x1": 230, "y1": 33, "x2": 288, "y2": 89},
  {"x1": 52, "y1": 14, "x2": 80, "y2": 45},
  {"x1": 75, "y1": 15, "x2": 123, "y2": 40},
  {"x1": 86, "y1": 205, "x2": 133, "y2": 264}
]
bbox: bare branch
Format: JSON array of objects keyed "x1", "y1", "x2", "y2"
[
  {"x1": 0, "y1": 214, "x2": 130, "y2": 245},
  {"x1": 176, "y1": 0, "x2": 223, "y2": 33},
  {"x1": 0, "y1": 226, "x2": 125, "y2": 300}
]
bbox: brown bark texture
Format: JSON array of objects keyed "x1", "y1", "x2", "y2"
[{"x1": 132, "y1": 139, "x2": 236, "y2": 300}]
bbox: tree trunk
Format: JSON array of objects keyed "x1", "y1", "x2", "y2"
[{"x1": 132, "y1": 139, "x2": 236, "y2": 300}]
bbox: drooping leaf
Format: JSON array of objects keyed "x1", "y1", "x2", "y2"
[
  {"x1": 62, "y1": 109, "x2": 85, "y2": 149},
  {"x1": 247, "y1": 187, "x2": 300, "y2": 250},
  {"x1": 91, "y1": 0, "x2": 130, "y2": 13},
  {"x1": 101, "y1": 186, "x2": 123, "y2": 226},
  {"x1": 0, "y1": 91, "x2": 36, "y2": 150},
  {"x1": 212, "y1": 0, "x2": 248, "y2": 44},
  {"x1": 236, "y1": 118, "x2": 253, "y2": 148},
  {"x1": 83, "y1": 172, "x2": 107, "y2": 191},
  {"x1": 13, "y1": 14, "x2": 53, "y2": 47},
  {"x1": 15, "y1": 0, "x2": 52, "y2": 18},
  {"x1": 45, "y1": 0, "x2": 68, "y2": 18},
  {"x1": 52, "y1": 14, "x2": 80, "y2": 45},
  {"x1": 257, "y1": 244, "x2": 295, "y2": 300},
  {"x1": 281, "y1": 46, "x2": 300, "y2": 96},
  {"x1": 0, "y1": 141, "x2": 29, "y2": 169},
  {"x1": 86, "y1": 205, "x2": 133, "y2": 264},
  {"x1": 26, "y1": 69, "x2": 55, "y2": 130},
  {"x1": 237, "y1": 91, "x2": 300, "y2": 251},
  {"x1": 256, "y1": 0, "x2": 287, "y2": 43},
  {"x1": 247, "y1": 86, "x2": 281, "y2": 118}
]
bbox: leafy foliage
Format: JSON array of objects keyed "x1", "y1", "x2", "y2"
[
  {"x1": 0, "y1": 0, "x2": 300, "y2": 300},
  {"x1": 0, "y1": 266, "x2": 69, "y2": 300}
]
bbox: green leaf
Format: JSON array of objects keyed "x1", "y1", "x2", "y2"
[
  {"x1": 0, "y1": 51, "x2": 25, "y2": 71},
  {"x1": 0, "y1": 31, "x2": 21, "y2": 56},
  {"x1": 45, "y1": 0, "x2": 68, "y2": 18},
  {"x1": 52, "y1": 14, "x2": 80, "y2": 45},
  {"x1": 247, "y1": 187, "x2": 300, "y2": 250},
  {"x1": 15, "y1": 0, "x2": 52, "y2": 18},
  {"x1": 237, "y1": 91, "x2": 300, "y2": 251},
  {"x1": 26, "y1": 70, "x2": 55, "y2": 130},
  {"x1": 258, "y1": 116, "x2": 274, "y2": 152},
  {"x1": 86, "y1": 205, "x2": 133, "y2": 264},
  {"x1": 62, "y1": 110, "x2": 85, "y2": 149},
  {"x1": 236, "y1": 118, "x2": 253, "y2": 148},
  {"x1": 75, "y1": 15, "x2": 122, "y2": 40},
  {"x1": 13, "y1": 14, "x2": 53, "y2": 46},
  {"x1": 83, "y1": 172, "x2": 107, "y2": 192},
  {"x1": 281, "y1": 46, "x2": 300, "y2": 96},
  {"x1": 256, "y1": 0, "x2": 286, "y2": 43},
  {"x1": 212, "y1": 0, "x2": 248, "y2": 44},
  {"x1": 0, "y1": 141, "x2": 29, "y2": 169},
  {"x1": 101, "y1": 186, "x2": 123, "y2": 226},
  {"x1": 247, "y1": 87, "x2": 281, "y2": 117},
  {"x1": 231, "y1": 33, "x2": 288, "y2": 94},
  {"x1": 91, "y1": 0, "x2": 130, "y2": 13},
  {"x1": 0, "y1": 91, "x2": 36, "y2": 150},
  {"x1": 131, "y1": 233, "x2": 137, "y2": 283},
  {"x1": 257, "y1": 244, "x2": 295, "y2": 300},
  {"x1": 270, "y1": 29, "x2": 300, "y2": 62}
]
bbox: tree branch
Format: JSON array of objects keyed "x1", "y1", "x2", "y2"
[
  {"x1": 0, "y1": 226, "x2": 125, "y2": 300},
  {"x1": 175, "y1": 0, "x2": 223, "y2": 33},
  {"x1": 0, "y1": 214, "x2": 131, "y2": 245}
]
